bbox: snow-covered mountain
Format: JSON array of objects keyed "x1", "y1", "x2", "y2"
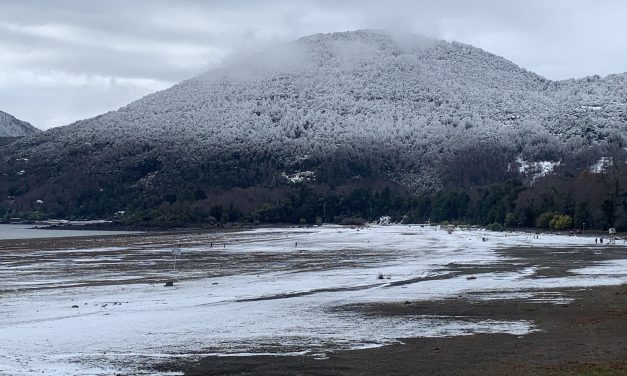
[
  {"x1": 1, "y1": 30, "x2": 626, "y2": 215},
  {"x1": 0, "y1": 111, "x2": 39, "y2": 137}
]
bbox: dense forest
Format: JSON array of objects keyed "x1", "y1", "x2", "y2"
[{"x1": 3, "y1": 157, "x2": 627, "y2": 231}]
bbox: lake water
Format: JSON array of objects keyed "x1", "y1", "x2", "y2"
[{"x1": 0, "y1": 224, "x2": 137, "y2": 240}]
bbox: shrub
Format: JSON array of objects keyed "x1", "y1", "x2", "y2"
[
  {"x1": 536, "y1": 212, "x2": 555, "y2": 229},
  {"x1": 550, "y1": 214, "x2": 572, "y2": 230}
]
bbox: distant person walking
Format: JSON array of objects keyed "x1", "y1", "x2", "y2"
[{"x1": 595, "y1": 238, "x2": 598, "y2": 244}]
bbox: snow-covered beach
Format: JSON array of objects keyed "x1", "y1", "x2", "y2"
[{"x1": 1, "y1": 225, "x2": 626, "y2": 375}]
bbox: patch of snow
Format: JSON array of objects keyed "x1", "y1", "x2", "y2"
[
  {"x1": 377, "y1": 216, "x2": 392, "y2": 225},
  {"x1": 590, "y1": 156, "x2": 612, "y2": 173},
  {"x1": 517, "y1": 157, "x2": 560, "y2": 181},
  {"x1": 282, "y1": 170, "x2": 316, "y2": 183},
  {"x1": 577, "y1": 104, "x2": 603, "y2": 111},
  {"x1": 570, "y1": 259, "x2": 627, "y2": 276}
]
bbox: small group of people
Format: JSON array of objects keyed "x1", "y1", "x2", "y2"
[{"x1": 595, "y1": 237, "x2": 604, "y2": 244}]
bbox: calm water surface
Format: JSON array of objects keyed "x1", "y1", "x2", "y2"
[{"x1": 0, "y1": 224, "x2": 137, "y2": 240}]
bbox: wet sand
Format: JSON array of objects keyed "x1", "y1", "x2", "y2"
[{"x1": 166, "y1": 284, "x2": 627, "y2": 376}]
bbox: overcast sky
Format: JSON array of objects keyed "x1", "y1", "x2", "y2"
[{"x1": 1, "y1": 0, "x2": 627, "y2": 130}]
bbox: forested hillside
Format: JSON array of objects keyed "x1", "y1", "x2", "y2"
[
  {"x1": 1, "y1": 30, "x2": 626, "y2": 229},
  {"x1": 0, "y1": 111, "x2": 39, "y2": 137}
]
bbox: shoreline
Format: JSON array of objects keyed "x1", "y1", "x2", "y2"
[{"x1": 1, "y1": 219, "x2": 623, "y2": 239}]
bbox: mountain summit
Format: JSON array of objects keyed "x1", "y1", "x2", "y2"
[
  {"x1": 1, "y1": 30, "x2": 626, "y2": 218},
  {"x1": 0, "y1": 111, "x2": 39, "y2": 137}
]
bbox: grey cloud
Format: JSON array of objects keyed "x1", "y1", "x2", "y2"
[{"x1": 1, "y1": 0, "x2": 626, "y2": 129}]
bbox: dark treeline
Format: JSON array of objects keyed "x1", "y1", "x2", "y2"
[
  {"x1": 243, "y1": 177, "x2": 624, "y2": 231},
  {"x1": 3, "y1": 171, "x2": 627, "y2": 231},
  {"x1": 3, "y1": 151, "x2": 627, "y2": 231},
  {"x1": 98, "y1": 171, "x2": 627, "y2": 230}
]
